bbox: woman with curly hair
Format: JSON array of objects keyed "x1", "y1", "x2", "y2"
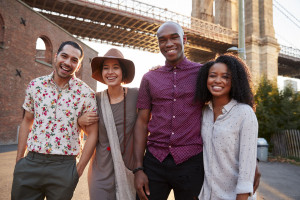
[{"x1": 195, "y1": 54, "x2": 258, "y2": 200}]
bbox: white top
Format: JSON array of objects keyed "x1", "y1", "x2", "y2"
[{"x1": 199, "y1": 99, "x2": 258, "y2": 200}]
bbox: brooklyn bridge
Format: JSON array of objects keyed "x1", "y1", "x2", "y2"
[
  {"x1": 0, "y1": 0, "x2": 300, "y2": 145},
  {"x1": 19, "y1": 0, "x2": 300, "y2": 80}
]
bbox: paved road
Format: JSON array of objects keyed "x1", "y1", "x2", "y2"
[
  {"x1": 257, "y1": 161, "x2": 300, "y2": 200},
  {"x1": 1, "y1": 145, "x2": 300, "y2": 200},
  {"x1": 0, "y1": 147, "x2": 91, "y2": 200}
]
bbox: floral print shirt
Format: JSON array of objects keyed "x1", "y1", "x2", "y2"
[{"x1": 23, "y1": 72, "x2": 97, "y2": 155}]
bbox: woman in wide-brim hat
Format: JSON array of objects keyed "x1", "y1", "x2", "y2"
[{"x1": 78, "y1": 48, "x2": 137, "y2": 200}]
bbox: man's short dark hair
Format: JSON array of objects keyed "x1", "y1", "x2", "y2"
[{"x1": 57, "y1": 41, "x2": 84, "y2": 60}]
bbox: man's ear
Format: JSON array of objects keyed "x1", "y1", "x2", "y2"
[
  {"x1": 183, "y1": 35, "x2": 187, "y2": 44},
  {"x1": 75, "y1": 62, "x2": 82, "y2": 72},
  {"x1": 54, "y1": 53, "x2": 57, "y2": 62}
]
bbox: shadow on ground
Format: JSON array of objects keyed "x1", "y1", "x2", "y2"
[{"x1": 1, "y1": 145, "x2": 300, "y2": 200}]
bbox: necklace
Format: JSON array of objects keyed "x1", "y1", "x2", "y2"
[{"x1": 107, "y1": 87, "x2": 126, "y2": 155}]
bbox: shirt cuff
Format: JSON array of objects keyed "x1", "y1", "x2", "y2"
[
  {"x1": 23, "y1": 105, "x2": 34, "y2": 113},
  {"x1": 236, "y1": 180, "x2": 253, "y2": 196}
]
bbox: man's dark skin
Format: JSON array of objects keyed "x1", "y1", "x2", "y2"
[{"x1": 133, "y1": 21, "x2": 261, "y2": 200}]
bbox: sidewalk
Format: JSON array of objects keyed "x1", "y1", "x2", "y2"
[
  {"x1": 0, "y1": 145, "x2": 90, "y2": 200},
  {"x1": 1, "y1": 145, "x2": 300, "y2": 200},
  {"x1": 257, "y1": 161, "x2": 300, "y2": 200}
]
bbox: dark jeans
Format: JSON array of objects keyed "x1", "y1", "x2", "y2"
[
  {"x1": 11, "y1": 151, "x2": 79, "y2": 200},
  {"x1": 138, "y1": 150, "x2": 204, "y2": 200}
]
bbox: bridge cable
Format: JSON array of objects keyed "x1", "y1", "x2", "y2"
[
  {"x1": 274, "y1": 0, "x2": 300, "y2": 24},
  {"x1": 273, "y1": 0, "x2": 300, "y2": 30}
]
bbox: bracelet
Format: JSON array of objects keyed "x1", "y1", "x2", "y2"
[{"x1": 132, "y1": 167, "x2": 144, "y2": 174}]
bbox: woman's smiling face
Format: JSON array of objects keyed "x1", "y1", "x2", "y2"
[
  {"x1": 102, "y1": 59, "x2": 123, "y2": 87},
  {"x1": 207, "y1": 62, "x2": 232, "y2": 100}
]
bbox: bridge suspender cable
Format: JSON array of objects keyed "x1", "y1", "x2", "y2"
[{"x1": 273, "y1": 0, "x2": 300, "y2": 30}]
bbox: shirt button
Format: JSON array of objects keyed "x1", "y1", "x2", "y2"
[
  {"x1": 172, "y1": 132, "x2": 174, "y2": 135},
  {"x1": 174, "y1": 99, "x2": 176, "y2": 101},
  {"x1": 174, "y1": 72, "x2": 176, "y2": 74},
  {"x1": 169, "y1": 145, "x2": 171, "y2": 148},
  {"x1": 174, "y1": 85, "x2": 176, "y2": 88},
  {"x1": 173, "y1": 116, "x2": 175, "y2": 118}
]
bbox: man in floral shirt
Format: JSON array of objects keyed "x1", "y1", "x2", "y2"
[{"x1": 11, "y1": 41, "x2": 98, "y2": 200}]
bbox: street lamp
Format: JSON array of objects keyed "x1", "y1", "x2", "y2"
[
  {"x1": 227, "y1": 47, "x2": 245, "y2": 56},
  {"x1": 238, "y1": 0, "x2": 246, "y2": 60}
]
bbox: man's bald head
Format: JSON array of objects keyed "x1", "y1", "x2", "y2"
[{"x1": 157, "y1": 21, "x2": 184, "y2": 38}]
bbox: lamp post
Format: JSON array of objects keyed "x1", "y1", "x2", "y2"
[
  {"x1": 227, "y1": 0, "x2": 246, "y2": 59},
  {"x1": 238, "y1": 0, "x2": 246, "y2": 60}
]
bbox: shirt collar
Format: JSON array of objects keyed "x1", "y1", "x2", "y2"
[
  {"x1": 163, "y1": 57, "x2": 190, "y2": 71},
  {"x1": 48, "y1": 72, "x2": 77, "y2": 90},
  {"x1": 208, "y1": 99, "x2": 238, "y2": 114}
]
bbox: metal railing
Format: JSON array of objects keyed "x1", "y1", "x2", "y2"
[
  {"x1": 84, "y1": 0, "x2": 237, "y2": 43},
  {"x1": 280, "y1": 45, "x2": 300, "y2": 59}
]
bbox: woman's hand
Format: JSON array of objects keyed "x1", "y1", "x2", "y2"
[
  {"x1": 78, "y1": 111, "x2": 99, "y2": 127},
  {"x1": 149, "y1": 65, "x2": 162, "y2": 71},
  {"x1": 236, "y1": 193, "x2": 250, "y2": 200},
  {"x1": 253, "y1": 164, "x2": 261, "y2": 193}
]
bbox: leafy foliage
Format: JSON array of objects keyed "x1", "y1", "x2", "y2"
[{"x1": 254, "y1": 77, "x2": 300, "y2": 142}]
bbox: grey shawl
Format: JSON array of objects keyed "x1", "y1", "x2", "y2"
[{"x1": 100, "y1": 91, "x2": 136, "y2": 200}]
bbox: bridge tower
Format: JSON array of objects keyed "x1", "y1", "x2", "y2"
[{"x1": 192, "y1": 0, "x2": 280, "y2": 84}]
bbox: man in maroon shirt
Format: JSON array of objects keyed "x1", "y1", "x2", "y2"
[
  {"x1": 133, "y1": 21, "x2": 261, "y2": 200},
  {"x1": 133, "y1": 21, "x2": 204, "y2": 200}
]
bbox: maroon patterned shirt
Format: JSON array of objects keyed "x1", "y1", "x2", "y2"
[{"x1": 137, "y1": 57, "x2": 203, "y2": 164}]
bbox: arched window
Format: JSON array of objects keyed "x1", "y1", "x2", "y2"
[
  {"x1": 35, "y1": 36, "x2": 52, "y2": 65},
  {"x1": 0, "y1": 15, "x2": 4, "y2": 48}
]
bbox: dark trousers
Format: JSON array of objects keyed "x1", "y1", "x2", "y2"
[
  {"x1": 11, "y1": 151, "x2": 79, "y2": 200},
  {"x1": 138, "y1": 150, "x2": 204, "y2": 200}
]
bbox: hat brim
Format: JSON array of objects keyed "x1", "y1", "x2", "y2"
[{"x1": 91, "y1": 56, "x2": 135, "y2": 84}]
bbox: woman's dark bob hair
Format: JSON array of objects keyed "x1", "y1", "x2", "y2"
[{"x1": 195, "y1": 54, "x2": 254, "y2": 108}]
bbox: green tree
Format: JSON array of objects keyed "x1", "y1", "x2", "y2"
[{"x1": 254, "y1": 77, "x2": 300, "y2": 142}]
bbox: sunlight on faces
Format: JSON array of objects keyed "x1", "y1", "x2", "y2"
[
  {"x1": 207, "y1": 63, "x2": 232, "y2": 100},
  {"x1": 157, "y1": 22, "x2": 186, "y2": 66},
  {"x1": 81, "y1": 41, "x2": 165, "y2": 92},
  {"x1": 102, "y1": 58, "x2": 123, "y2": 87},
  {"x1": 54, "y1": 44, "x2": 82, "y2": 80}
]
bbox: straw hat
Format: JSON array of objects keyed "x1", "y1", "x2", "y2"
[{"x1": 91, "y1": 48, "x2": 135, "y2": 84}]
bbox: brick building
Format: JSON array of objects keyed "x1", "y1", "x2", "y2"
[{"x1": 0, "y1": 0, "x2": 98, "y2": 144}]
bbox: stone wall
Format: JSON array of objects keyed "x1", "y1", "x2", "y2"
[{"x1": 192, "y1": 0, "x2": 280, "y2": 85}]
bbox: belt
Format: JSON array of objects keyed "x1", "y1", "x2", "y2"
[{"x1": 27, "y1": 151, "x2": 77, "y2": 161}]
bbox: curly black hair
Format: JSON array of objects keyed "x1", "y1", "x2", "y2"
[{"x1": 195, "y1": 54, "x2": 254, "y2": 108}]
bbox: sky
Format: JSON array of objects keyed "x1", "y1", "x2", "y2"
[
  {"x1": 272, "y1": 0, "x2": 300, "y2": 49},
  {"x1": 37, "y1": 0, "x2": 300, "y2": 91}
]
